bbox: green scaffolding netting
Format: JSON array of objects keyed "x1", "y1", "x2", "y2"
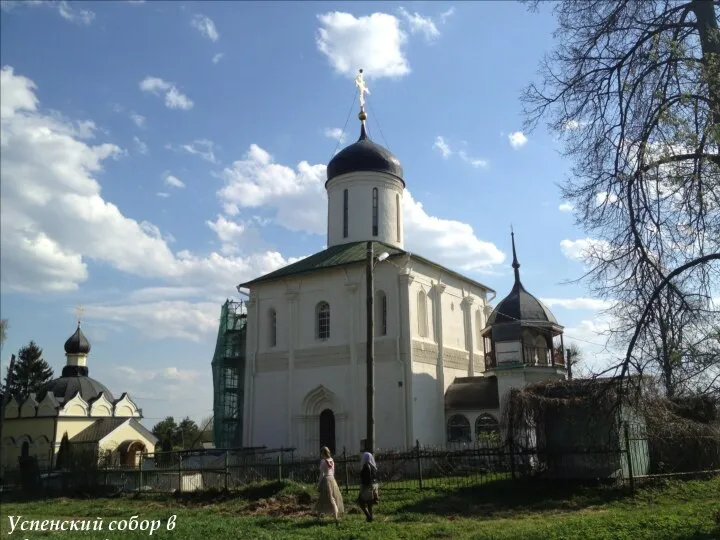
[{"x1": 211, "y1": 300, "x2": 247, "y2": 449}]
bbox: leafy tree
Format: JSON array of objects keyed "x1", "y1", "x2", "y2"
[
  {"x1": 151, "y1": 416, "x2": 202, "y2": 450},
  {"x1": 523, "y1": 0, "x2": 720, "y2": 394},
  {"x1": 55, "y1": 432, "x2": 70, "y2": 470},
  {"x1": 176, "y1": 417, "x2": 201, "y2": 449},
  {"x1": 3, "y1": 341, "x2": 53, "y2": 398},
  {"x1": 151, "y1": 416, "x2": 178, "y2": 450}
]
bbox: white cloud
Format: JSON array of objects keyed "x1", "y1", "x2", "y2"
[
  {"x1": 212, "y1": 53, "x2": 224, "y2": 64},
  {"x1": 115, "y1": 364, "x2": 201, "y2": 383},
  {"x1": 180, "y1": 139, "x2": 216, "y2": 163},
  {"x1": 559, "y1": 202, "x2": 574, "y2": 212},
  {"x1": 457, "y1": 150, "x2": 488, "y2": 168},
  {"x1": 560, "y1": 238, "x2": 612, "y2": 262},
  {"x1": 439, "y1": 7, "x2": 455, "y2": 23},
  {"x1": 1, "y1": 0, "x2": 95, "y2": 25},
  {"x1": 595, "y1": 191, "x2": 619, "y2": 205},
  {"x1": 508, "y1": 131, "x2": 528, "y2": 149},
  {"x1": 433, "y1": 136, "x2": 452, "y2": 158},
  {"x1": 324, "y1": 127, "x2": 347, "y2": 144},
  {"x1": 218, "y1": 144, "x2": 328, "y2": 235},
  {"x1": 130, "y1": 112, "x2": 146, "y2": 128},
  {"x1": 139, "y1": 77, "x2": 194, "y2": 110},
  {"x1": 133, "y1": 136, "x2": 148, "y2": 155},
  {"x1": 191, "y1": 13, "x2": 219, "y2": 42},
  {"x1": 316, "y1": 12, "x2": 410, "y2": 79},
  {"x1": 217, "y1": 143, "x2": 504, "y2": 272},
  {"x1": 562, "y1": 120, "x2": 584, "y2": 131},
  {"x1": 0, "y1": 65, "x2": 295, "y2": 307},
  {"x1": 398, "y1": 7, "x2": 440, "y2": 42},
  {"x1": 403, "y1": 192, "x2": 504, "y2": 271},
  {"x1": 164, "y1": 173, "x2": 185, "y2": 189},
  {"x1": 540, "y1": 297, "x2": 614, "y2": 311},
  {"x1": 432, "y1": 136, "x2": 488, "y2": 168},
  {"x1": 156, "y1": 192, "x2": 170, "y2": 198},
  {"x1": 206, "y1": 215, "x2": 253, "y2": 255},
  {"x1": 57, "y1": 0, "x2": 94, "y2": 25}
]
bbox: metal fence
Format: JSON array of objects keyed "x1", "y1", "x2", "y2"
[{"x1": 2, "y1": 422, "x2": 718, "y2": 496}]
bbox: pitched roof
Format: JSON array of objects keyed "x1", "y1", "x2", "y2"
[
  {"x1": 445, "y1": 376, "x2": 500, "y2": 410},
  {"x1": 70, "y1": 418, "x2": 128, "y2": 442},
  {"x1": 239, "y1": 240, "x2": 495, "y2": 293},
  {"x1": 239, "y1": 241, "x2": 405, "y2": 288}
]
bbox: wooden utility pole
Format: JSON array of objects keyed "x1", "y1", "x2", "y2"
[{"x1": 366, "y1": 241, "x2": 375, "y2": 454}]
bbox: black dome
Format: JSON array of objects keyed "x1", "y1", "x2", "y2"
[
  {"x1": 39, "y1": 368, "x2": 114, "y2": 403},
  {"x1": 487, "y1": 282, "x2": 557, "y2": 325},
  {"x1": 326, "y1": 123, "x2": 404, "y2": 185},
  {"x1": 64, "y1": 324, "x2": 91, "y2": 354},
  {"x1": 486, "y1": 232, "x2": 558, "y2": 326}
]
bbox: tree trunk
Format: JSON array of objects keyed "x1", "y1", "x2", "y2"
[{"x1": 691, "y1": 0, "x2": 720, "y2": 132}]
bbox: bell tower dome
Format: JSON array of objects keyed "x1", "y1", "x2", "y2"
[{"x1": 325, "y1": 69, "x2": 405, "y2": 249}]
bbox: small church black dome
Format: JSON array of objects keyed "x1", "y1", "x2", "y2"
[
  {"x1": 487, "y1": 283, "x2": 558, "y2": 325},
  {"x1": 64, "y1": 324, "x2": 91, "y2": 355},
  {"x1": 326, "y1": 123, "x2": 404, "y2": 185},
  {"x1": 39, "y1": 372, "x2": 115, "y2": 403},
  {"x1": 486, "y1": 232, "x2": 558, "y2": 326},
  {"x1": 36, "y1": 322, "x2": 114, "y2": 404}
]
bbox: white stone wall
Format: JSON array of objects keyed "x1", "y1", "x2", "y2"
[
  {"x1": 243, "y1": 255, "x2": 495, "y2": 454},
  {"x1": 326, "y1": 172, "x2": 405, "y2": 249}
]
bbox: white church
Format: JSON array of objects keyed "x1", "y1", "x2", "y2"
[{"x1": 238, "y1": 73, "x2": 568, "y2": 456}]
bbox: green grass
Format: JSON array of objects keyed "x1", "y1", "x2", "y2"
[{"x1": 1, "y1": 476, "x2": 718, "y2": 539}]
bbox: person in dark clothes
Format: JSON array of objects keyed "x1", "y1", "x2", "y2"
[{"x1": 357, "y1": 451, "x2": 379, "y2": 522}]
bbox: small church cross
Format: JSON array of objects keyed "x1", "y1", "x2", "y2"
[
  {"x1": 75, "y1": 304, "x2": 84, "y2": 326},
  {"x1": 355, "y1": 69, "x2": 370, "y2": 109}
]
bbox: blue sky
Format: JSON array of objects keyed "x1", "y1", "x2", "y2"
[{"x1": 0, "y1": 0, "x2": 613, "y2": 427}]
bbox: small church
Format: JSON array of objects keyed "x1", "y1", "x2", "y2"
[
  {"x1": 237, "y1": 72, "x2": 568, "y2": 455},
  {"x1": 1, "y1": 321, "x2": 157, "y2": 475}
]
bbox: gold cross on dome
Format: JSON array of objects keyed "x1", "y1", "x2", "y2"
[{"x1": 75, "y1": 304, "x2": 84, "y2": 325}]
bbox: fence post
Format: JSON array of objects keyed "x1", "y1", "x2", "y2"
[
  {"x1": 624, "y1": 422, "x2": 635, "y2": 494},
  {"x1": 277, "y1": 453, "x2": 282, "y2": 481},
  {"x1": 415, "y1": 440, "x2": 423, "y2": 490},
  {"x1": 509, "y1": 431, "x2": 516, "y2": 480},
  {"x1": 139, "y1": 453, "x2": 144, "y2": 491},
  {"x1": 224, "y1": 450, "x2": 229, "y2": 491},
  {"x1": 178, "y1": 454, "x2": 182, "y2": 493},
  {"x1": 343, "y1": 447, "x2": 350, "y2": 495}
]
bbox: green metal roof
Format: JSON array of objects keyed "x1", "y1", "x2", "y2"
[
  {"x1": 239, "y1": 241, "x2": 496, "y2": 295},
  {"x1": 239, "y1": 241, "x2": 405, "y2": 288}
]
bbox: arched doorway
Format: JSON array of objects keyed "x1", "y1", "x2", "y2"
[
  {"x1": 319, "y1": 409, "x2": 336, "y2": 454},
  {"x1": 118, "y1": 440, "x2": 147, "y2": 467}
]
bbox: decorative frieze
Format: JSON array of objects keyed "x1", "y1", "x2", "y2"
[{"x1": 443, "y1": 347, "x2": 470, "y2": 370}]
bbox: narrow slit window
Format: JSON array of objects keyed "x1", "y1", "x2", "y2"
[
  {"x1": 343, "y1": 189, "x2": 349, "y2": 238},
  {"x1": 396, "y1": 194, "x2": 400, "y2": 242},
  {"x1": 269, "y1": 309, "x2": 277, "y2": 347},
  {"x1": 376, "y1": 291, "x2": 387, "y2": 336},
  {"x1": 372, "y1": 188, "x2": 379, "y2": 236},
  {"x1": 317, "y1": 302, "x2": 330, "y2": 340}
]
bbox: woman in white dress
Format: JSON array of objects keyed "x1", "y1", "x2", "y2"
[{"x1": 315, "y1": 446, "x2": 344, "y2": 521}]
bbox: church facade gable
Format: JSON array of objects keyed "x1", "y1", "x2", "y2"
[
  {"x1": 58, "y1": 393, "x2": 90, "y2": 417},
  {"x1": 113, "y1": 393, "x2": 140, "y2": 417},
  {"x1": 37, "y1": 393, "x2": 60, "y2": 417},
  {"x1": 20, "y1": 397, "x2": 38, "y2": 418},
  {"x1": 89, "y1": 392, "x2": 114, "y2": 417},
  {"x1": 3, "y1": 398, "x2": 20, "y2": 419}
]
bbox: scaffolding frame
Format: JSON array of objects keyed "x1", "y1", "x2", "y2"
[{"x1": 211, "y1": 300, "x2": 247, "y2": 449}]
